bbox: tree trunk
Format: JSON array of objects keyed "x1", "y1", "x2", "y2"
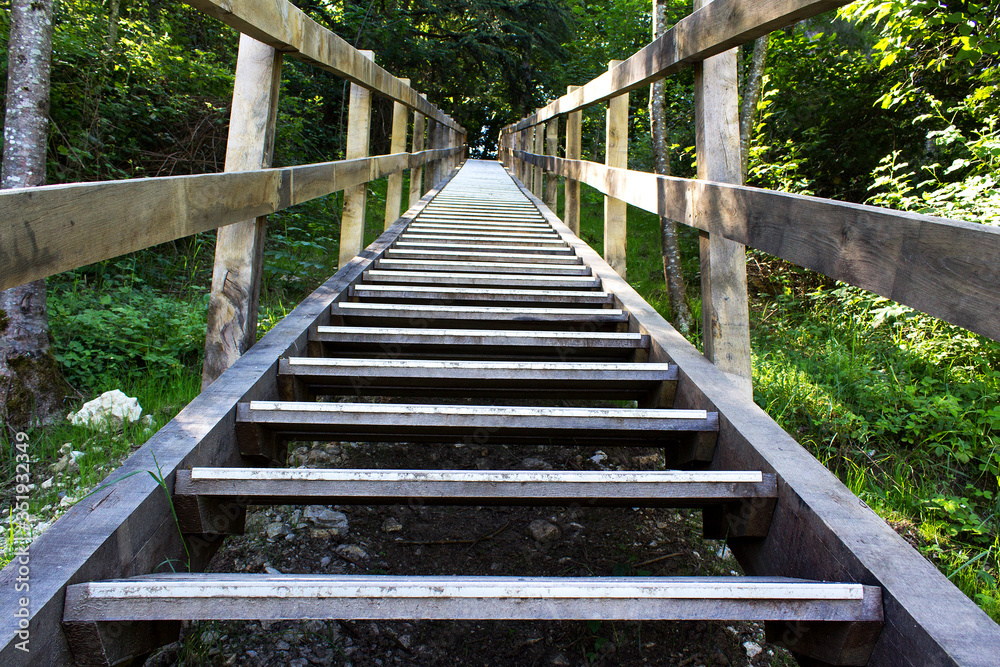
[
  {"x1": 739, "y1": 35, "x2": 769, "y2": 182},
  {"x1": 649, "y1": 0, "x2": 693, "y2": 334},
  {"x1": 0, "y1": 0, "x2": 71, "y2": 431}
]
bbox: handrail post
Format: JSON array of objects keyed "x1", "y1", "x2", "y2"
[
  {"x1": 424, "y1": 119, "x2": 439, "y2": 194},
  {"x1": 565, "y1": 85, "x2": 582, "y2": 235},
  {"x1": 604, "y1": 60, "x2": 628, "y2": 278},
  {"x1": 408, "y1": 108, "x2": 426, "y2": 207},
  {"x1": 694, "y1": 0, "x2": 752, "y2": 397},
  {"x1": 532, "y1": 119, "x2": 544, "y2": 197},
  {"x1": 384, "y1": 78, "x2": 410, "y2": 229},
  {"x1": 339, "y1": 50, "x2": 374, "y2": 269},
  {"x1": 544, "y1": 119, "x2": 559, "y2": 211},
  {"x1": 202, "y1": 34, "x2": 283, "y2": 389}
]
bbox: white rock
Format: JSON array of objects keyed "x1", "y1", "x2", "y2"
[
  {"x1": 68, "y1": 390, "x2": 143, "y2": 431},
  {"x1": 589, "y1": 450, "x2": 608, "y2": 464},
  {"x1": 335, "y1": 544, "x2": 369, "y2": 562},
  {"x1": 40, "y1": 478, "x2": 53, "y2": 490},
  {"x1": 528, "y1": 519, "x2": 561, "y2": 543},
  {"x1": 743, "y1": 641, "x2": 762, "y2": 659}
]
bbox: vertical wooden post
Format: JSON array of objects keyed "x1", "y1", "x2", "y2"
[
  {"x1": 516, "y1": 129, "x2": 526, "y2": 183},
  {"x1": 694, "y1": 0, "x2": 752, "y2": 397},
  {"x1": 424, "y1": 119, "x2": 439, "y2": 194},
  {"x1": 339, "y1": 50, "x2": 374, "y2": 269},
  {"x1": 384, "y1": 78, "x2": 410, "y2": 229},
  {"x1": 202, "y1": 34, "x2": 282, "y2": 389},
  {"x1": 565, "y1": 85, "x2": 582, "y2": 235},
  {"x1": 408, "y1": 108, "x2": 426, "y2": 207},
  {"x1": 604, "y1": 60, "x2": 628, "y2": 278},
  {"x1": 532, "y1": 122, "x2": 544, "y2": 197},
  {"x1": 544, "y1": 119, "x2": 559, "y2": 211}
]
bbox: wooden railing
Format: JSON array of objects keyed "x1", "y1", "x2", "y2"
[
  {"x1": 0, "y1": 0, "x2": 467, "y2": 383},
  {"x1": 500, "y1": 0, "x2": 1000, "y2": 385}
]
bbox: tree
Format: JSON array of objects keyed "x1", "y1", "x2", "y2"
[
  {"x1": 648, "y1": 0, "x2": 693, "y2": 333},
  {"x1": 739, "y1": 35, "x2": 768, "y2": 181},
  {"x1": 0, "y1": 0, "x2": 71, "y2": 429}
]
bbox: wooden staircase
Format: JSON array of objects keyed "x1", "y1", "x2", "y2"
[{"x1": 62, "y1": 161, "x2": 883, "y2": 665}]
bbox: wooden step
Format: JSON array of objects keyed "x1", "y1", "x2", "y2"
[
  {"x1": 374, "y1": 259, "x2": 590, "y2": 275},
  {"x1": 276, "y1": 358, "x2": 675, "y2": 403},
  {"x1": 412, "y1": 219, "x2": 552, "y2": 230},
  {"x1": 402, "y1": 227, "x2": 559, "y2": 239},
  {"x1": 235, "y1": 403, "x2": 719, "y2": 462},
  {"x1": 363, "y1": 270, "x2": 602, "y2": 289},
  {"x1": 174, "y1": 468, "x2": 776, "y2": 537},
  {"x1": 400, "y1": 233, "x2": 567, "y2": 246},
  {"x1": 310, "y1": 326, "x2": 649, "y2": 360},
  {"x1": 64, "y1": 574, "x2": 882, "y2": 622},
  {"x1": 383, "y1": 249, "x2": 582, "y2": 264},
  {"x1": 348, "y1": 285, "x2": 613, "y2": 306},
  {"x1": 330, "y1": 302, "x2": 627, "y2": 331},
  {"x1": 394, "y1": 241, "x2": 574, "y2": 255}
]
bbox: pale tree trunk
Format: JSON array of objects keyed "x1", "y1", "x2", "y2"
[
  {"x1": 739, "y1": 35, "x2": 768, "y2": 182},
  {"x1": 649, "y1": 0, "x2": 692, "y2": 333},
  {"x1": 1, "y1": 0, "x2": 71, "y2": 430}
]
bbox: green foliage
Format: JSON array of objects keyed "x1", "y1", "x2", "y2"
[{"x1": 48, "y1": 265, "x2": 208, "y2": 389}]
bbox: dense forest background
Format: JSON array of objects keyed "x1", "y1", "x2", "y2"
[{"x1": 1, "y1": 0, "x2": 999, "y2": 622}]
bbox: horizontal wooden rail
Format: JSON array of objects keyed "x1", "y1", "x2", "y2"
[
  {"x1": 512, "y1": 0, "x2": 850, "y2": 131},
  {"x1": 518, "y1": 150, "x2": 1000, "y2": 342},
  {"x1": 0, "y1": 147, "x2": 461, "y2": 291},
  {"x1": 186, "y1": 0, "x2": 462, "y2": 131}
]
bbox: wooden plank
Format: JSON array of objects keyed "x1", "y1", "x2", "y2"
[
  {"x1": 518, "y1": 151, "x2": 1000, "y2": 343},
  {"x1": 401, "y1": 228, "x2": 559, "y2": 239},
  {"x1": 349, "y1": 285, "x2": 610, "y2": 305},
  {"x1": 202, "y1": 35, "x2": 282, "y2": 389},
  {"x1": 277, "y1": 357, "x2": 674, "y2": 401},
  {"x1": 0, "y1": 169, "x2": 454, "y2": 665},
  {"x1": 515, "y1": 163, "x2": 1000, "y2": 666},
  {"x1": 236, "y1": 401, "x2": 718, "y2": 450},
  {"x1": 372, "y1": 258, "x2": 591, "y2": 275},
  {"x1": 382, "y1": 249, "x2": 582, "y2": 264},
  {"x1": 511, "y1": 0, "x2": 852, "y2": 131},
  {"x1": 362, "y1": 270, "x2": 600, "y2": 288},
  {"x1": 0, "y1": 145, "x2": 459, "y2": 291},
  {"x1": 533, "y1": 122, "x2": 544, "y2": 197},
  {"x1": 393, "y1": 241, "x2": 574, "y2": 254},
  {"x1": 331, "y1": 302, "x2": 625, "y2": 322},
  {"x1": 65, "y1": 575, "x2": 880, "y2": 623},
  {"x1": 565, "y1": 85, "x2": 583, "y2": 235},
  {"x1": 384, "y1": 78, "x2": 410, "y2": 229},
  {"x1": 312, "y1": 326, "x2": 647, "y2": 350},
  {"x1": 184, "y1": 0, "x2": 461, "y2": 130},
  {"x1": 604, "y1": 60, "x2": 628, "y2": 277},
  {"x1": 339, "y1": 50, "x2": 374, "y2": 268},
  {"x1": 694, "y1": 0, "x2": 752, "y2": 397}
]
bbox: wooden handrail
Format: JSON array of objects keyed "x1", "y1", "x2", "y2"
[
  {"x1": 516, "y1": 150, "x2": 1000, "y2": 342},
  {"x1": 185, "y1": 0, "x2": 463, "y2": 131},
  {"x1": 0, "y1": 148, "x2": 461, "y2": 291},
  {"x1": 509, "y1": 0, "x2": 852, "y2": 131}
]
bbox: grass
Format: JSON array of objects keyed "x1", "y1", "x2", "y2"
[{"x1": 565, "y1": 177, "x2": 1000, "y2": 622}]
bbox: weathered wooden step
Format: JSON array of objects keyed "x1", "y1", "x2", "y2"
[
  {"x1": 403, "y1": 227, "x2": 559, "y2": 239},
  {"x1": 374, "y1": 259, "x2": 590, "y2": 275},
  {"x1": 394, "y1": 241, "x2": 574, "y2": 255},
  {"x1": 235, "y1": 403, "x2": 719, "y2": 462},
  {"x1": 383, "y1": 248, "x2": 582, "y2": 264},
  {"x1": 419, "y1": 211, "x2": 543, "y2": 221},
  {"x1": 64, "y1": 574, "x2": 882, "y2": 622},
  {"x1": 310, "y1": 326, "x2": 649, "y2": 360},
  {"x1": 411, "y1": 218, "x2": 552, "y2": 227},
  {"x1": 349, "y1": 285, "x2": 613, "y2": 305},
  {"x1": 174, "y1": 468, "x2": 776, "y2": 538},
  {"x1": 330, "y1": 302, "x2": 627, "y2": 331},
  {"x1": 363, "y1": 270, "x2": 602, "y2": 289},
  {"x1": 400, "y1": 233, "x2": 566, "y2": 246},
  {"x1": 276, "y1": 358, "x2": 675, "y2": 404}
]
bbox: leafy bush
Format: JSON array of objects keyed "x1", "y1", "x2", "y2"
[{"x1": 49, "y1": 275, "x2": 207, "y2": 390}]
